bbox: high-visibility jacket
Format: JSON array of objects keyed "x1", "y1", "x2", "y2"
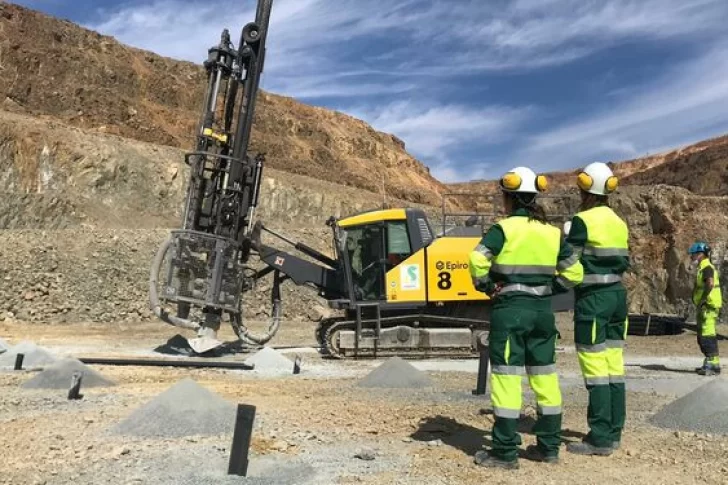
[
  {"x1": 566, "y1": 206, "x2": 629, "y2": 291},
  {"x1": 693, "y1": 257, "x2": 722, "y2": 309},
  {"x1": 469, "y1": 211, "x2": 583, "y2": 297}
]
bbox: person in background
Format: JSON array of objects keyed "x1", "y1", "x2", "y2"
[{"x1": 688, "y1": 241, "x2": 722, "y2": 376}]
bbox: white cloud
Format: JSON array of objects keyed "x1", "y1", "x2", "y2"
[
  {"x1": 81, "y1": 0, "x2": 728, "y2": 180},
  {"x1": 511, "y1": 43, "x2": 728, "y2": 172}
]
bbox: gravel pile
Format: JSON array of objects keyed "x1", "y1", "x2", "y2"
[
  {"x1": 20, "y1": 358, "x2": 116, "y2": 389},
  {"x1": 244, "y1": 347, "x2": 294, "y2": 374},
  {"x1": 650, "y1": 378, "x2": 728, "y2": 435},
  {"x1": 357, "y1": 357, "x2": 434, "y2": 389},
  {"x1": 0, "y1": 340, "x2": 57, "y2": 369},
  {"x1": 110, "y1": 378, "x2": 238, "y2": 438}
]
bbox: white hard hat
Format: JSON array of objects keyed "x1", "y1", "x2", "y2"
[
  {"x1": 577, "y1": 162, "x2": 618, "y2": 195},
  {"x1": 499, "y1": 166, "x2": 548, "y2": 194}
]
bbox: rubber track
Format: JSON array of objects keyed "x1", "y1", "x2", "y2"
[{"x1": 316, "y1": 314, "x2": 489, "y2": 359}]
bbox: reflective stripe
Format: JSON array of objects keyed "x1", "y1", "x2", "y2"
[
  {"x1": 475, "y1": 244, "x2": 493, "y2": 259},
  {"x1": 609, "y1": 376, "x2": 626, "y2": 384},
  {"x1": 499, "y1": 284, "x2": 552, "y2": 296},
  {"x1": 606, "y1": 339, "x2": 624, "y2": 349},
  {"x1": 585, "y1": 376, "x2": 610, "y2": 386},
  {"x1": 492, "y1": 365, "x2": 525, "y2": 375},
  {"x1": 493, "y1": 407, "x2": 521, "y2": 419},
  {"x1": 490, "y1": 263, "x2": 556, "y2": 275},
  {"x1": 583, "y1": 246, "x2": 629, "y2": 257},
  {"x1": 577, "y1": 343, "x2": 607, "y2": 353},
  {"x1": 582, "y1": 274, "x2": 622, "y2": 284},
  {"x1": 555, "y1": 275, "x2": 576, "y2": 289},
  {"x1": 526, "y1": 364, "x2": 557, "y2": 375},
  {"x1": 557, "y1": 252, "x2": 580, "y2": 270},
  {"x1": 538, "y1": 405, "x2": 562, "y2": 416}
]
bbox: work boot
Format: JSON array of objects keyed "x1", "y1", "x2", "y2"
[
  {"x1": 524, "y1": 445, "x2": 559, "y2": 464},
  {"x1": 474, "y1": 451, "x2": 519, "y2": 469},
  {"x1": 697, "y1": 365, "x2": 721, "y2": 376},
  {"x1": 566, "y1": 441, "x2": 613, "y2": 456}
]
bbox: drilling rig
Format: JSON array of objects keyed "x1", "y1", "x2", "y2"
[{"x1": 149, "y1": 0, "x2": 575, "y2": 357}]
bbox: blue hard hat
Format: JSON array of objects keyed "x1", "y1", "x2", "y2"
[{"x1": 688, "y1": 242, "x2": 710, "y2": 255}]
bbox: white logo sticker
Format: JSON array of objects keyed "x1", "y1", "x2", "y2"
[{"x1": 400, "y1": 264, "x2": 421, "y2": 291}]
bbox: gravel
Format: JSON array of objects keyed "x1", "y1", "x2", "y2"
[
  {"x1": 244, "y1": 347, "x2": 294, "y2": 375},
  {"x1": 109, "y1": 378, "x2": 238, "y2": 438},
  {"x1": 0, "y1": 340, "x2": 58, "y2": 369},
  {"x1": 650, "y1": 378, "x2": 728, "y2": 435},
  {"x1": 357, "y1": 357, "x2": 434, "y2": 389},
  {"x1": 20, "y1": 358, "x2": 116, "y2": 389}
]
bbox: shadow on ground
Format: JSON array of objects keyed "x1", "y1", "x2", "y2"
[
  {"x1": 410, "y1": 413, "x2": 586, "y2": 460},
  {"x1": 638, "y1": 364, "x2": 698, "y2": 375}
]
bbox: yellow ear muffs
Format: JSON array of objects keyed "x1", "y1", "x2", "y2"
[
  {"x1": 577, "y1": 172, "x2": 593, "y2": 191},
  {"x1": 605, "y1": 175, "x2": 618, "y2": 193},
  {"x1": 536, "y1": 174, "x2": 548, "y2": 192},
  {"x1": 500, "y1": 172, "x2": 522, "y2": 191}
]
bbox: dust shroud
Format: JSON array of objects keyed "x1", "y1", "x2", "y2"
[
  {"x1": 650, "y1": 377, "x2": 728, "y2": 435},
  {"x1": 357, "y1": 357, "x2": 434, "y2": 389}
]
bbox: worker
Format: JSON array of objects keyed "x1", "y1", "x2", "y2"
[
  {"x1": 468, "y1": 166, "x2": 584, "y2": 469},
  {"x1": 688, "y1": 241, "x2": 722, "y2": 376},
  {"x1": 564, "y1": 161, "x2": 630, "y2": 457}
]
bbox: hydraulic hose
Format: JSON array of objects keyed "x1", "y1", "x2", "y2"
[
  {"x1": 148, "y1": 236, "x2": 201, "y2": 331},
  {"x1": 230, "y1": 269, "x2": 282, "y2": 345}
]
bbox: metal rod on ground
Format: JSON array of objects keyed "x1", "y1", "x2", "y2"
[
  {"x1": 14, "y1": 353, "x2": 24, "y2": 371},
  {"x1": 293, "y1": 355, "x2": 301, "y2": 375},
  {"x1": 228, "y1": 404, "x2": 257, "y2": 476},
  {"x1": 68, "y1": 371, "x2": 84, "y2": 400},
  {"x1": 78, "y1": 357, "x2": 255, "y2": 370},
  {"x1": 472, "y1": 346, "x2": 490, "y2": 396}
]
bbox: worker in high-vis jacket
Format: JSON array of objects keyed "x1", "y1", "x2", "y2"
[
  {"x1": 688, "y1": 241, "x2": 722, "y2": 376},
  {"x1": 468, "y1": 166, "x2": 584, "y2": 469},
  {"x1": 564, "y1": 161, "x2": 630, "y2": 457}
]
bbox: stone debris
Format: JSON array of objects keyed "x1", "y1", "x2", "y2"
[
  {"x1": 357, "y1": 357, "x2": 434, "y2": 389},
  {"x1": 650, "y1": 378, "x2": 728, "y2": 435},
  {"x1": 244, "y1": 347, "x2": 294, "y2": 374},
  {"x1": 0, "y1": 340, "x2": 58, "y2": 369},
  {"x1": 110, "y1": 378, "x2": 238, "y2": 438},
  {"x1": 20, "y1": 358, "x2": 116, "y2": 389}
]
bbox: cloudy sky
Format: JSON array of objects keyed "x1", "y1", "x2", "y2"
[{"x1": 15, "y1": 0, "x2": 728, "y2": 182}]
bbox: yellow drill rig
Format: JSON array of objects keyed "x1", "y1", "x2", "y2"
[{"x1": 147, "y1": 0, "x2": 574, "y2": 358}]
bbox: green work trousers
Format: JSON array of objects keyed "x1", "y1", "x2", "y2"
[
  {"x1": 488, "y1": 296, "x2": 562, "y2": 462},
  {"x1": 697, "y1": 305, "x2": 720, "y2": 366},
  {"x1": 574, "y1": 287, "x2": 628, "y2": 448}
]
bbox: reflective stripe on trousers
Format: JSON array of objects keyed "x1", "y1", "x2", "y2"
[
  {"x1": 491, "y1": 364, "x2": 562, "y2": 418},
  {"x1": 577, "y1": 341, "x2": 625, "y2": 386}
]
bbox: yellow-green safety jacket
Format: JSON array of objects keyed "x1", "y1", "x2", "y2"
[
  {"x1": 566, "y1": 205, "x2": 629, "y2": 294},
  {"x1": 693, "y1": 257, "x2": 722, "y2": 309},
  {"x1": 469, "y1": 209, "x2": 584, "y2": 298}
]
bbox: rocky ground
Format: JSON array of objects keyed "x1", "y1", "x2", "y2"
[{"x1": 1, "y1": 317, "x2": 728, "y2": 484}]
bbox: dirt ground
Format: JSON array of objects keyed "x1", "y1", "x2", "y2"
[{"x1": 2, "y1": 316, "x2": 728, "y2": 484}]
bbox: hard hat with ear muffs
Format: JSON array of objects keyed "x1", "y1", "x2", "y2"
[
  {"x1": 499, "y1": 166, "x2": 548, "y2": 194},
  {"x1": 577, "y1": 161, "x2": 619, "y2": 195}
]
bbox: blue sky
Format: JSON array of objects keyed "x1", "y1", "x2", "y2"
[{"x1": 14, "y1": 0, "x2": 728, "y2": 182}]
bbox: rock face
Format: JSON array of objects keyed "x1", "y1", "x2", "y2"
[{"x1": 0, "y1": 2, "x2": 448, "y2": 207}]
